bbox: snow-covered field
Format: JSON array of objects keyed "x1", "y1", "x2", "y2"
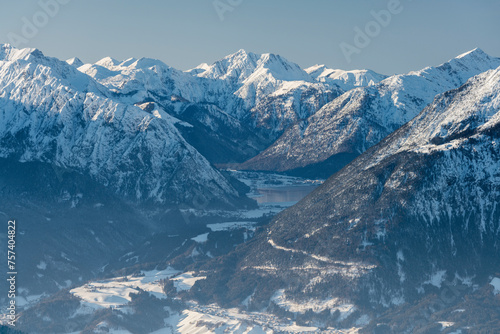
[
  {"x1": 170, "y1": 272, "x2": 207, "y2": 292},
  {"x1": 66, "y1": 269, "x2": 363, "y2": 334},
  {"x1": 174, "y1": 303, "x2": 361, "y2": 334},
  {"x1": 271, "y1": 290, "x2": 359, "y2": 321},
  {"x1": 70, "y1": 268, "x2": 181, "y2": 312}
]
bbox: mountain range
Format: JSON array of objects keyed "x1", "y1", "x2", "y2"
[
  {"x1": 1, "y1": 44, "x2": 500, "y2": 333},
  {"x1": 240, "y1": 48, "x2": 500, "y2": 178},
  {"x1": 0, "y1": 44, "x2": 250, "y2": 208}
]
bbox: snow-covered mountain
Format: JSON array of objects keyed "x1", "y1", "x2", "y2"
[
  {"x1": 196, "y1": 49, "x2": 312, "y2": 82},
  {"x1": 76, "y1": 49, "x2": 343, "y2": 162},
  {"x1": 77, "y1": 55, "x2": 267, "y2": 163},
  {"x1": 193, "y1": 66, "x2": 500, "y2": 331},
  {"x1": 190, "y1": 49, "x2": 343, "y2": 137},
  {"x1": 0, "y1": 44, "x2": 248, "y2": 207},
  {"x1": 78, "y1": 55, "x2": 201, "y2": 103},
  {"x1": 241, "y1": 48, "x2": 500, "y2": 177},
  {"x1": 65, "y1": 56, "x2": 84, "y2": 68},
  {"x1": 6, "y1": 44, "x2": 500, "y2": 333},
  {"x1": 305, "y1": 64, "x2": 387, "y2": 90}
]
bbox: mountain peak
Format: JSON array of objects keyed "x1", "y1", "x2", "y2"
[
  {"x1": 0, "y1": 44, "x2": 44, "y2": 62},
  {"x1": 404, "y1": 66, "x2": 500, "y2": 149},
  {"x1": 185, "y1": 62, "x2": 210, "y2": 75},
  {"x1": 402, "y1": 48, "x2": 500, "y2": 92},
  {"x1": 0, "y1": 42, "x2": 12, "y2": 52},
  {"x1": 226, "y1": 49, "x2": 260, "y2": 65},
  {"x1": 306, "y1": 64, "x2": 387, "y2": 90},
  {"x1": 128, "y1": 57, "x2": 169, "y2": 70},
  {"x1": 66, "y1": 57, "x2": 84, "y2": 67},
  {"x1": 233, "y1": 48, "x2": 251, "y2": 57},
  {"x1": 456, "y1": 47, "x2": 486, "y2": 59},
  {"x1": 447, "y1": 47, "x2": 498, "y2": 67},
  {"x1": 119, "y1": 57, "x2": 138, "y2": 67},
  {"x1": 304, "y1": 64, "x2": 327, "y2": 75},
  {"x1": 95, "y1": 56, "x2": 120, "y2": 68},
  {"x1": 198, "y1": 49, "x2": 311, "y2": 83}
]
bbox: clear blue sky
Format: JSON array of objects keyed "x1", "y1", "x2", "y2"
[{"x1": 0, "y1": 0, "x2": 499, "y2": 75}]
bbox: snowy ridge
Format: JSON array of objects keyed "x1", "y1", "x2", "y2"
[
  {"x1": 194, "y1": 50, "x2": 341, "y2": 135},
  {"x1": 378, "y1": 66, "x2": 500, "y2": 157},
  {"x1": 79, "y1": 55, "x2": 201, "y2": 102},
  {"x1": 0, "y1": 43, "x2": 108, "y2": 95},
  {"x1": 305, "y1": 64, "x2": 387, "y2": 90},
  {"x1": 197, "y1": 49, "x2": 312, "y2": 83},
  {"x1": 74, "y1": 48, "x2": 387, "y2": 146},
  {"x1": 78, "y1": 49, "x2": 341, "y2": 143},
  {"x1": 66, "y1": 57, "x2": 84, "y2": 68}
]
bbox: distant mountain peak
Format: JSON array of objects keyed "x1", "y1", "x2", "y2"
[
  {"x1": 447, "y1": 47, "x2": 498, "y2": 68},
  {"x1": 232, "y1": 48, "x2": 252, "y2": 57},
  {"x1": 95, "y1": 56, "x2": 120, "y2": 68},
  {"x1": 0, "y1": 44, "x2": 45, "y2": 62},
  {"x1": 198, "y1": 49, "x2": 311, "y2": 83},
  {"x1": 119, "y1": 57, "x2": 138, "y2": 67},
  {"x1": 90, "y1": 56, "x2": 171, "y2": 74},
  {"x1": 304, "y1": 64, "x2": 327, "y2": 75},
  {"x1": 241, "y1": 49, "x2": 500, "y2": 176},
  {"x1": 305, "y1": 64, "x2": 387, "y2": 90},
  {"x1": 66, "y1": 57, "x2": 84, "y2": 67},
  {"x1": 455, "y1": 47, "x2": 486, "y2": 59},
  {"x1": 128, "y1": 57, "x2": 169, "y2": 70},
  {"x1": 185, "y1": 62, "x2": 210, "y2": 75},
  {"x1": 407, "y1": 48, "x2": 500, "y2": 87}
]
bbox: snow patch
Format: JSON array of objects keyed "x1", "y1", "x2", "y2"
[
  {"x1": 490, "y1": 277, "x2": 500, "y2": 295},
  {"x1": 424, "y1": 270, "x2": 447, "y2": 288},
  {"x1": 36, "y1": 261, "x2": 47, "y2": 270},
  {"x1": 170, "y1": 272, "x2": 206, "y2": 292},
  {"x1": 271, "y1": 289, "x2": 357, "y2": 320},
  {"x1": 191, "y1": 233, "x2": 209, "y2": 243},
  {"x1": 70, "y1": 268, "x2": 179, "y2": 311}
]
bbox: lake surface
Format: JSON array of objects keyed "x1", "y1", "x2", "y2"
[{"x1": 254, "y1": 185, "x2": 319, "y2": 204}]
